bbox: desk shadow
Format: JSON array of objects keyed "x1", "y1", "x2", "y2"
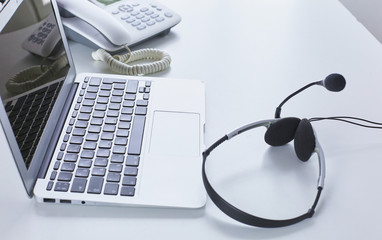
[{"x1": 34, "y1": 201, "x2": 205, "y2": 220}]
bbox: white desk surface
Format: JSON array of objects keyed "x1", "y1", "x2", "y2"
[{"x1": 2, "y1": 0, "x2": 382, "y2": 239}]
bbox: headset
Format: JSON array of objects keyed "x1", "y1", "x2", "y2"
[{"x1": 202, "y1": 73, "x2": 381, "y2": 228}]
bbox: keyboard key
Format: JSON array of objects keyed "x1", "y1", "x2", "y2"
[
  {"x1": 88, "y1": 125, "x2": 101, "y2": 133},
  {"x1": 114, "y1": 137, "x2": 128, "y2": 146},
  {"x1": 135, "y1": 106, "x2": 147, "y2": 115},
  {"x1": 61, "y1": 162, "x2": 75, "y2": 172},
  {"x1": 90, "y1": 118, "x2": 103, "y2": 125},
  {"x1": 88, "y1": 177, "x2": 103, "y2": 194},
  {"x1": 116, "y1": 129, "x2": 129, "y2": 137},
  {"x1": 106, "y1": 172, "x2": 121, "y2": 182},
  {"x1": 126, "y1": 80, "x2": 138, "y2": 93},
  {"x1": 111, "y1": 154, "x2": 124, "y2": 163},
  {"x1": 64, "y1": 153, "x2": 78, "y2": 162},
  {"x1": 122, "y1": 107, "x2": 133, "y2": 115},
  {"x1": 124, "y1": 167, "x2": 138, "y2": 176},
  {"x1": 128, "y1": 116, "x2": 145, "y2": 155},
  {"x1": 99, "y1": 140, "x2": 112, "y2": 149},
  {"x1": 86, "y1": 133, "x2": 99, "y2": 141},
  {"x1": 95, "y1": 104, "x2": 107, "y2": 111},
  {"x1": 105, "y1": 117, "x2": 118, "y2": 125},
  {"x1": 55, "y1": 182, "x2": 70, "y2": 192},
  {"x1": 71, "y1": 178, "x2": 87, "y2": 193},
  {"x1": 122, "y1": 176, "x2": 137, "y2": 186},
  {"x1": 120, "y1": 114, "x2": 132, "y2": 122},
  {"x1": 75, "y1": 120, "x2": 88, "y2": 128},
  {"x1": 120, "y1": 186, "x2": 135, "y2": 196},
  {"x1": 94, "y1": 158, "x2": 108, "y2": 167},
  {"x1": 67, "y1": 144, "x2": 81, "y2": 153},
  {"x1": 87, "y1": 86, "x2": 99, "y2": 93},
  {"x1": 126, "y1": 155, "x2": 140, "y2": 166},
  {"x1": 46, "y1": 181, "x2": 54, "y2": 191},
  {"x1": 103, "y1": 125, "x2": 116, "y2": 132},
  {"x1": 109, "y1": 163, "x2": 123, "y2": 173},
  {"x1": 97, "y1": 97, "x2": 109, "y2": 104},
  {"x1": 104, "y1": 183, "x2": 119, "y2": 195},
  {"x1": 101, "y1": 132, "x2": 114, "y2": 140},
  {"x1": 50, "y1": 171, "x2": 57, "y2": 180},
  {"x1": 75, "y1": 168, "x2": 90, "y2": 177},
  {"x1": 57, "y1": 152, "x2": 64, "y2": 160},
  {"x1": 123, "y1": 100, "x2": 135, "y2": 107},
  {"x1": 53, "y1": 161, "x2": 60, "y2": 170},
  {"x1": 57, "y1": 172, "x2": 73, "y2": 182},
  {"x1": 113, "y1": 145, "x2": 126, "y2": 154},
  {"x1": 110, "y1": 96, "x2": 122, "y2": 103},
  {"x1": 85, "y1": 92, "x2": 97, "y2": 100},
  {"x1": 78, "y1": 159, "x2": 92, "y2": 168},
  {"x1": 82, "y1": 99, "x2": 95, "y2": 106},
  {"x1": 101, "y1": 84, "x2": 112, "y2": 90},
  {"x1": 83, "y1": 141, "x2": 97, "y2": 150},
  {"x1": 78, "y1": 113, "x2": 91, "y2": 121},
  {"x1": 99, "y1": 90, "x2": 110, "y2": 97},
  {"x1": 107, "y1": 110, "x2": 119, "y2": 117},
  {"x1": 92, "y1": 167, "x2": 106, "y2": 176},
  {"x1": 109, "y1": 103, "x2": 121, "y2": 110},
  {"x1": 72, "y1": 128, "x2": 86, "y2": 136},
  {"x1": 70, "y1": 136, "x2": 84, "y2": 144},
  {"x1": 136, "y1": 100, "x2": 148, "y2": 106},
  {"x1": 81, "y1": 150, "x2": 95, "y2": 159},
  {"x1": 96, "y1": 149, "x2": 110, "y2": 158},
  {"x1": 93, "y1": 111, "x2": 105, "y2": 118},
  {"x1": 118, "y1": 122, "x2": 130, "y2": 129},
  {"x1": 89, "y1": 77, "x2": 101, "y2": 86},
  {"x1": 124, "y1": 94, "x2": 136, "y2": 100}
]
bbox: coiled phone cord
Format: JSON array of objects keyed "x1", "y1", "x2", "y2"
[
  {"x1": 6, "y1": 55, "x2": 69, "y2": 94},
  {"x1": 91, "y1": 46, "x2": 171, "y2": 75}
]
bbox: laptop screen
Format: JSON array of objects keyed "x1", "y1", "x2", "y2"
[{"x1": 0, "y1": 0, "x2": 74, "y2": 195}]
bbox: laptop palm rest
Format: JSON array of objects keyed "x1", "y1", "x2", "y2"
[{"x1": 149, "y1": 111, "x2": 200, "y2": 156}]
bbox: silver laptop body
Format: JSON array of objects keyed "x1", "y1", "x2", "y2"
[{"x1": 0, "y1": 0, "x2": 206, "y2": 208}]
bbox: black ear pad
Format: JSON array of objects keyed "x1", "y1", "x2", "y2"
[
  {"x1": 294, "y1": 118, "x2": 316, "y2": 162},
  {"x1": 264, "y1": 117, "x2": 301, "y2": 146}
]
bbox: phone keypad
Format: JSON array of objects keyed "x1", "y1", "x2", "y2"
[{"x1": 108, "y1": 1, "x2": 176, "y2": 31}]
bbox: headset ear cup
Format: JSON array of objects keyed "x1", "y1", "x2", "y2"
[
  {"x1": 294, "y1": 118, "x2": 316, "y2": 162},
  {"x1": 264, "y1": 117, "x2": 301, "y2": 146}
]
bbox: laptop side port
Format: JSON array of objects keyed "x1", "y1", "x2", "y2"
[
  {"x1": 60, "y1": 199, "x2": 72, "y2": 204},
  {"x1": 43, "y1": 198, "x2": 55, "y2": 203}
]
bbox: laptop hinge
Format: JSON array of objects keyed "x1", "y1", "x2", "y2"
[{"x1": 38, "y1": 83, "x2": 79, "y2": 179}]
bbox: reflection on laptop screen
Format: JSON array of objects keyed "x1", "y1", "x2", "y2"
[{"x1": 0, "y1": 0, "x2": 69, "y2": 169}]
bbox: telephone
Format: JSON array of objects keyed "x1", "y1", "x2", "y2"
[{"x1": 56, "y1": 0, "x2": 181, "y2": 52}]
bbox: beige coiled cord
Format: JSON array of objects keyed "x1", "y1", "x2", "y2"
[{"x1": 91, "y1": 46, "x2": 171, "y2": 75}]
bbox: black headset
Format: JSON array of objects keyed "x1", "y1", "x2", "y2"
[{"x1": 202, "y1": 74, "x2": 347, "y2": 228}]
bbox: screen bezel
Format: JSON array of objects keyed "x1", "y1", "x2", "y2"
[
  {"x1": 0, "y1": 0, "x2": 77, "y2": 197},
  {"x1": 0, "y1": 0, "x2": 23, "y2": 31}
]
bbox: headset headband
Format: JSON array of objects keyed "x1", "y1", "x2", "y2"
[{"x1": 202, "y1": 119, "x2": 325, "y2": 228}]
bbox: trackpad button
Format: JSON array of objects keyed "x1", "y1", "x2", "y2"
[{"x1": 149, "y1": 111, "x2": 200, "y2": 156}]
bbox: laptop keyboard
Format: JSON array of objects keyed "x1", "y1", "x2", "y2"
[
  {"x1": 5, "y1": 81, "x2": 63, "y2": 168},
  {"x1": 46, "y1": 77, "x2": 151, "y2": 197}
]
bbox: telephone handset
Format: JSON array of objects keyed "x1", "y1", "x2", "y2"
[
  {"x1": 56, "y1": 0, "x2": 181, "y2": 53},
  {"x1": 22, "y1": 13, "x2": 64, "y2": 59}
]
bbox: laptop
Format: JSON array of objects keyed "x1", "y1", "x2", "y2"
[{"x1": 0, "y1": 0, "x2": 206, "y2": 208}]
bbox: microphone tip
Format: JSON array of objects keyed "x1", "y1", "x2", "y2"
[{"x1": 323, "y1": 73, "x2": 346, "y2": 92}]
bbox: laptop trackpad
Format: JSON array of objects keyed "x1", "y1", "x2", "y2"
[{"x1": 149, "y1": 111, "x2": 200, "y2": 156}]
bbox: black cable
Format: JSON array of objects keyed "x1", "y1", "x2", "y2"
[{"x1": 310, "y1": 116, "x2": 382, "y2": 129}]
